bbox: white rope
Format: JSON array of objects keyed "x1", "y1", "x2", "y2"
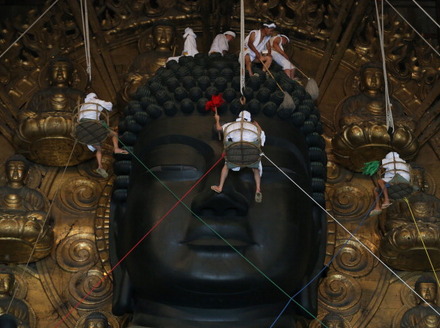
[
  {"x1": 80, "y1": 0, "x2": 92, "y2": 81},
  {"x1": 385, "y1": 0, "x2": 440, "y2": 58},
  {"x1": 375, "y1": 0, "x2": 394, "y2": 134},
  {"x1": 239, "y1": 0, "x2": 245, "y2": 97},
  {"x1": 411, "y1": 0, "x2": 440, "y2": 30},
  {"x1": 261, "y1": 152, "x2": 440, "y2": 316},
  {"x1": 0, "y1": 0, "x2": 62, "y2": 60}
]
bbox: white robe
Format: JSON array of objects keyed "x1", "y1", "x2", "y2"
[
  {"x1": 209, "y1": 34, "x2": 229, "y2": 55},
  {"x1": 269, "y1": 35, "x2": 294, "y2": 70},
  {"x1": 242, "y1": 29, "x2": 271, "y2": 62}
]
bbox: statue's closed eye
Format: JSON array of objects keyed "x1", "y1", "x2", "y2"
[{"x1": 149, "y1": 165, "x2": 202, "y2": 181}]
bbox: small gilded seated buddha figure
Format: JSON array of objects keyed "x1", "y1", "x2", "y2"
[
  {"x1": 379, "y1": 191, "x2": 440, "y2": 271},
  {"x1": 16, "y1": 56, "x2": 92, "y2": 166},
  {"x1": 0, "y1": 270, "x2": 31, "y2": 328},
  {"x1": 400, "y1": 274, "x2": 440, "y2": 328},
  {"x1": 0, "y1": 154, "x2": 53, "y2": 263},
  {"x1": 332, "y1": 62, "x2": 418, "y2": 172}
]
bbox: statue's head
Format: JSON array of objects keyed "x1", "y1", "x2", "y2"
[
  {"x1": 84, "y1": 312, "x2": 109, "y2": 328},
  {"x1": 152, "y1": 21, "x2": 175, "y2": 50},
  {"x1": 322, "y1": 313, "x2": 345, "y2": 328},
  {"x1": 359, "y1": 62, "x2": 384, "y2": 94},
  {"x1": 111, "y1": 55, "x2": 327, "y2": 326},
  {"x1": 415, "y1": 274, "x2": 438, "y2": 304},
  {"x1": 48, "y1": 57, "x2": 74, "y2": 87},
  {"x1": 0, "y1": 271, "x2": 14, "y2": 295},
  {"x1": 5, "y1": 155, "x2": 29, "y2": 185}
]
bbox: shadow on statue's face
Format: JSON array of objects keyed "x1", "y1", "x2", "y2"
[{"x1": 117, "y1": 113, "x2": 318, "y2": 309}]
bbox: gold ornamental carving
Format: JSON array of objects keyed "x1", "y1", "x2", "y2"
[
  {"x1": 55, "y1": 233, "x2": 99, "y2": 273},
  {"x1": 318, "y1": 272, "x2": 362, "y2": 315},
  {"x1": 67, "y1": 268, "x2": 113, "y2": 310},
  {"x1": 329, "y1": 183, "x2": 371, "y2": 219},
  {"x1": 56, "y1": 177, "x2": 101, "y2": 214},
  {"x1": 332, "y1": 239, "x2": 378, "y2": 278}
]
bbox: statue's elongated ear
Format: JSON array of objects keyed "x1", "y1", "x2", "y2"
[
  {"x1": 296, "y1": 205, "x2": 327, "y2": 318},
  {"x1": 109, "y1": 201, "x2": 133, "y2": 315}
]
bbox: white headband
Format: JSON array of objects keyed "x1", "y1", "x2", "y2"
[
  {"x1": 279, "y1": 34, "x2": 290, "y2": 43},
  {"x1": 263, "y1": 23, "x2": 276, "y2": 29},
  {"x1": 224, "y1": 31, "x2": 236, "y2": 38}
]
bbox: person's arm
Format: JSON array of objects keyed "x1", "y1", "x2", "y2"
[
  {"x1": 247, "y1": 31, "x2": 260, "y2": 61},
  {"x1": 214, "y1": 113, "x2": 222, "y2": 132},
  {"x1": 272, "y1": 37, "x2": 289, "y2": 60},
  {"x1": 266, "y1": 39, "x2": 272, "y2": 56}
]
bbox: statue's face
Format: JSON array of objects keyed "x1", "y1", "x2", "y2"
[
  {"x1": 361, "y1": 67, "x2": 383, "y2": 92},
  {"x1": 153, "y1": 25, "x2": 174, "y2": 48},
  {"x1": 417, "y1": 282, "x2": 438, "y2": 303},
  {"x1": 50, "y1": 61, "x2": 71, "y2": 85},
  {"x1": 85, "y1": 319, "x2": 107, "y2": 328},
  {"x1": 0, "y1": 274, "x2": 12, "y2": 294},
  {"x1": 117, "y1": 113, "x2": 319, "y2": 308},
  {"x1": 6, "y1": 161, "x2": 26, "y2": 184}
]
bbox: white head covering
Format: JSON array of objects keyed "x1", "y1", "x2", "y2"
[
  {"x1": 224, "y1": 31, "x2": 236, "y2": 38},
  {"x1": 385, "y1": 152, "x2": 400, "y2": 160},
  {"x1": 279, "y1": 34, "x2": 290, "y2": 43},
  {"x1": 237, "y1": 110, "x2": 252, "y2": 122},
  {"x1": 85, "y1": 92, "x2": 97, "y2": 101},
  {"x1": 183, "y1": 27, "x2": 197, "y2": 38},
  {"x1": 263, "y1": 23, "x2": 276, "y2": 29}
]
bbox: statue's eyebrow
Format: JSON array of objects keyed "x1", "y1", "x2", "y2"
[{"x1": 137, "y1": 134, "x2": 215, "y2": 161}]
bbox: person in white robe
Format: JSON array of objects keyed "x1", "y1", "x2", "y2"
[
  {"x1": 209, "y1": 31, "x2": 236, "y2": 55},
  {"x1": 167, "y1": 27, "x2": 199, "y2": 62},
  {"x1": 270, "y1": 34, "x2": 295, "y2": 79},
  {"x1": 242, "y1": 23, "x2": 276, "y2": 76}
]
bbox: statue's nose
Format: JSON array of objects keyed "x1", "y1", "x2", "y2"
[{"x1": 191, "y1": 188, "x2": 249, "y2": 217}]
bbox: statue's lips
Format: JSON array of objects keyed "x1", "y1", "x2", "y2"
[{"x1": 182, "y1": 222, "x2": 255, "y2": 249}]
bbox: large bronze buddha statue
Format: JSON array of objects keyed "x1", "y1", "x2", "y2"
[{"x1": 111, "y1": 55, "x2": 327, "y2": 327}]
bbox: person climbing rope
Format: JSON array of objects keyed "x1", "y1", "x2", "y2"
[
  {"x1": 211, "y1": 109, "x2": 265, "y2": 202},
  {"x1": 369, "y1": 151, "x2": 411, "y2": 216},
  {"x1": 78, "y1": 92, "x2": 128, "y2": 178}
]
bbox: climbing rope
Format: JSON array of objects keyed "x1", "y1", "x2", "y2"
[
  {"x1": 403, "y1": 197, "x2": 440, "y2": 287},
  {"x1": 374, "y1": 0, "x2": 394, "y2": 135},
  {"x1": 239, "y1": 0, "x2": 245, "y2": 98},
  {"x1": 261, "y1": 152, "x2": 440, "y2": 316},
  {"x1": 80, "y1": 0, "x2": 92, "y2": 81}
]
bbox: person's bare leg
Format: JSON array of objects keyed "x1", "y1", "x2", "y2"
[
  {"x1": 285, "y1": 68, "x2": 294, "y2": 79},
  {"x1": 110, "y1": 131, "x2": 128, "y2": 154},
  {"x1": 245, "y1": 54, "x2": 254, "y2": 76},
  {"x1": 377, "y1": 179, "x2": 390, "y2": 206},
  {"x1": 372, "y1": 187, "x2": 381, "y2": 211},
  {"x1": 95, "y1": 145, "x2": 103, "y2": 169},
  {"x1": 261, "y1": 56, "x2": 272, "y2": 72},
  {"x1": 252, "y1": 168, "x2": 261, "y2": 193},
  {"x1": 211, "y1": 164, "x2": 229, "y2": 193}
]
